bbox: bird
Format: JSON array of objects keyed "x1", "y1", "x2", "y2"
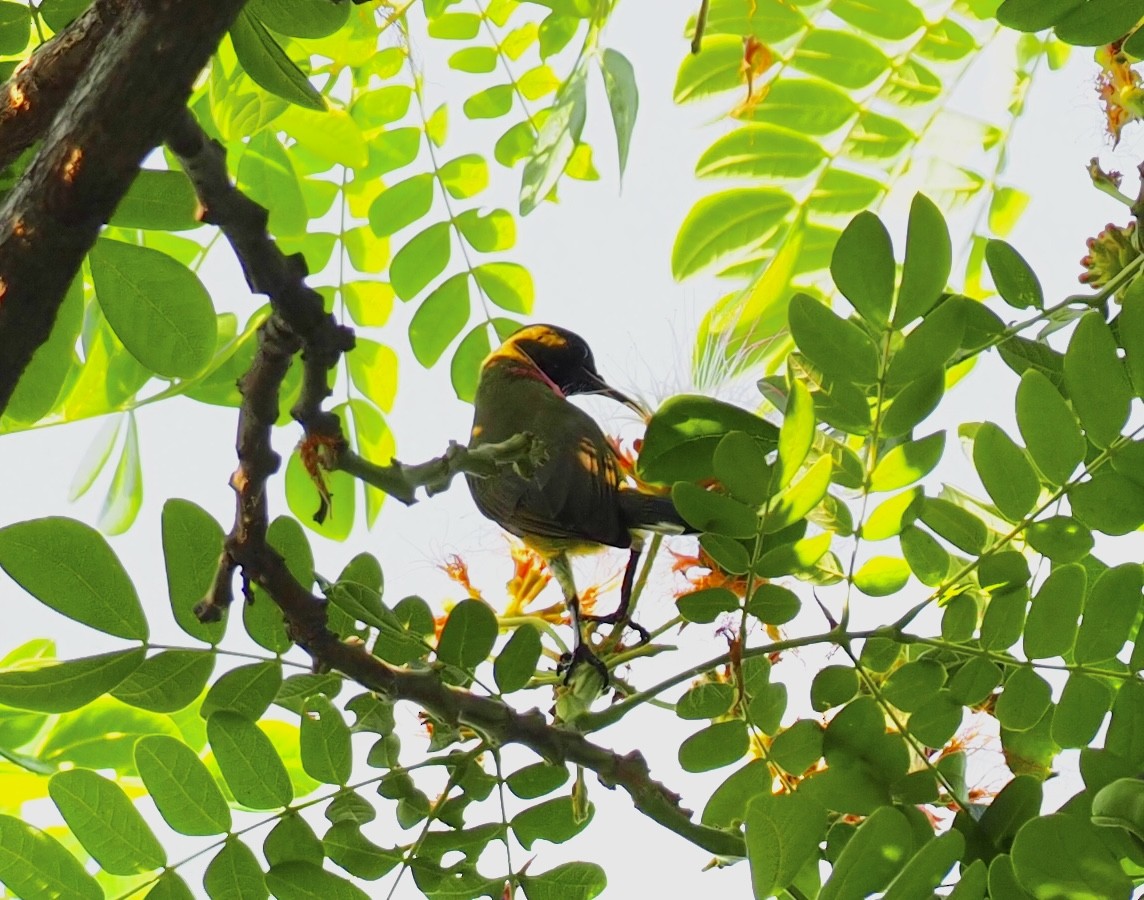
[{"x1": 466, "y1": 323, "x2": 692, "y2": 682}]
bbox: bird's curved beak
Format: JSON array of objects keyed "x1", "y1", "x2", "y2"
[{"x1": 583, "y1": 370, "x2": 649, "y2": 418}]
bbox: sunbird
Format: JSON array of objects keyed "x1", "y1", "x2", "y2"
[{"x1": 466, "y1": 324, "x2": 691, "y2": 680}]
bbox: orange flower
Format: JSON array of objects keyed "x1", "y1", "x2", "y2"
[
  {"x1": 504, "y1": 541, "x2": 553, "y2": 618},
  {"x1": 440, "y1": 554, "x2": 483, "y2": 601},
  {"x1": 672, "y1": 547, "x2": 751, "y2": 597},
  {"x1": 1096, "y1": 42, "x2": 1144, "y2": 146}
]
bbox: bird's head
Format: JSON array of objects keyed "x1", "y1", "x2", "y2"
[{"x1": 493, "y1": 324, "x2": 646, "y2": 415}]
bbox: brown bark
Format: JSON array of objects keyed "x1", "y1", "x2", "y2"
[{"x1": 0, "y1": 0, "x2": 246, "y2": 416}]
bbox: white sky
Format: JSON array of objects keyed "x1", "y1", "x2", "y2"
[{"x1": 2, "y1": 2, "x2": 1143, "y2": 896}]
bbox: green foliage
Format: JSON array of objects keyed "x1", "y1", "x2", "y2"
[{"x1": 6, "y1": 2, "x2": 1144, "y2": 899}]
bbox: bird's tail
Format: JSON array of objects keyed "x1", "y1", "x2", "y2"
[{"x1": 619, "y1": 490, "x2": 697, "y2": 536}]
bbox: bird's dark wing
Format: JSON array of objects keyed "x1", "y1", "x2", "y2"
[{"x1": 468, "y1": 393, "x2": 631, "y2": 549}]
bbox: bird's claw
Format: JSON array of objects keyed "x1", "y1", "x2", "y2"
[
  {"x1": 558, "y1": 643, "x2": 610, "y2": 686},
  {"x1": 582, "y1": 613, "x2": 650, "y2": 647}
]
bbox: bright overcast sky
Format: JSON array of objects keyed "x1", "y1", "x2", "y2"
[{"x1": 2, "y1": 2, "x2": 1143, "y2": 896}]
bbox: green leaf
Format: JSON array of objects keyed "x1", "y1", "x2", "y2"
[
  {"x1": 230, "y1": 10, "x2": 324, "y2": 110},
  {"x1": 831, "y1": 211, "x2": 894, "y2": 326},
  {"x1": 323, "y1": 822, "x2": 399, "y2": 879},
  {"x1": 746, "y1": 789, "x2": 828, "y2": 898},
  {"x1": 674, "y1": 34, "x2": 743, "y2": 102},
  {"x1": 0, "y1": 815, "x2": 101, "y2": 899},
  {"x1": 985, "y1": 240, "x2": 1042, "y2": 309},
  {"x1": 883, "y1": 831, "x2": 965, "y2": 899},
  {"x1": 97, "y1": 410, "x2": 142, "y2": 535},
  {"x1": 135, "y1": 735, "x2": 231, "y2": 835},
  {"x1": 203, "y1": 661, "x2": 282, "y2": 720},
  {"x1": 869, "y1": 433, "x2": 945, "y2": 492},
  {"x1": 1092, "y1": 777, "x2": 1144, "y2": 841},
  {"x1": 747, "y1": 583, "x2": 801, "y2": 625},
  {"x1": 204, "y1": 838, "x2": 268, "y2": 898},
  {"x1": 50, "y1": 768, "x2": 165, "y2": 875},
  {"x1": 1015, "y1": 370, "x2": 1085, "y2": 485},
  {"x1": 763, "y1": 454, "x2": 833, "y2": 532},
  {"x1": 520, "y1": 63, "x2": 587, "y2": 215},
  {"x1": 981, "y1": 587, "x2": 1029, "y2": 651},
  {"x1": 112, "y1": 169, "x2": 200, "y2": 231},
  {"x1": 452, "y1": 322, "x2": 493, "y2": 402},
  {"x1": 0, "y1": 648, "x2": 144, "y2": 713},
  {"x1": 1070, "y1": 471, "x2": 1144, "y2": 535},
  {"x1": 512, "y1": 797, "x2": 593, "y2": 849},
  {"x1": 111, "y1": 649, "x2": 215, "y2": 712},
  {"x1": 0, "y1": 516, "x2": 147, "y2": 639},
  {"x1": 1011, "y1": 814, "x2": 1131, "y2": 898},
  {"x1": 455, "y1": 207, "x2": 516, "y2": 253},
  {"x1": 677, "y1": 586, "x2": 740, "y2": 623},
  {"x1": 638, "y1": 394, "x2": 778, "y2": 484},
  {"x1": 672, "y1": 188, "x2": 794, "y2": 279},
  {"x1": 4, "y1": 273, "x2": 82, "y2": 426},
  {"x1": 473, "y1": 262, "x2": 534, "y2": 313},
  {"x1": 900, "y1": 524, "x2": 949, "y2": 585},
  {"x1": 1023, "y1": 563, "x2": 1085, "y2": 658},
  {"x1": 679, "y1": 719, "x2": 749, "y2": 772},
  {"x1": 409, "y1": 272, "x2": 469, "y2": 367},
  {"x1": 0, "y1": 1, "x2": 27, "y2": 53},
  {"x1": 672, "y1": 482, "x2": 758, "y2": 538},
  {"x1": 207, "y1": 711, "x2": 294, "y2": 809},
  {"x1": 1076, "y1": 563, "x2": 1143, "y2": 663},
  {"x1": 696, "y1": 124, "x2": 825, "y2": 179},
  {"x1": 520, "y1": 861, "x2": 606, "y2": 900},
  {"x1": 996, "y1": 667, "x2": 1051, "y2": 731},
  {"x1": 886, "y1": 297, "x2": 965, "y2": 385},
  {"x1": 790, "y1": 293, "x2": 880, "y2": 385},
  {"x1": 1053, "y1": 673, "x2": 1112, "y2": 747},
  {"x1": 845, "y1": 110, "x2": 914, "y2": 160},
  {"x1": 495, "y1": 624, "x2": 542, "y2": 693},
  {"x1": 300, "y1": 694, "x2": 352, "y2": 784},
  {"x1": 436, "y1": 598, "x2": 498, "y2": 670},
  {"x1": 973, "y1": 422, "x2": 1040, "y2": 521},
  {"x1": 1065, "y1": 311, "x2": 1132, "y2": 447},
  {"x1": 853, "y1": 556, "x2": 910, "y2": 596},
  {"x1": 676, "y1": 681, "x2": 735, "y2": 720},
  {"x1": 988, "y1": 186, "x2": 1031, "y2": 236},
  {"x1": 237, "y1": 132, "x2": 307, "y2": 237},
  {"x1": 90, "y1": 238, "x2": 217, "y2": 378},
  {"x1": 599, "y1": 48, "x2": 638, "y2": 178},
  {"x1": 1054, "y1": 0, "x2": 1144, "y2": 45},
  {"x1": 831, "y1": 0, "x2": 924, "y2": 39},
  {"x1": 745, "y1": 77, "x2": 857, "y2": 133},
  {"x1": 449, "y1": 46, "x2": 497, "y2": 73},
  {"x1": 948, "y1": 657, "x2": 1002, "y2": 706},
  {"x1": 1119, "y1": 289, "x2": 1144, "y2": 396},
  {"x1": 996, "y1": 0, "x2": 1083, "y2": 31},
  {"x1": 792, "y1": 29, "x2": 889, "y2": 89},
  {"x1": 439, "y1": 153, "x2": 488, "y2": 199},
  {"x1": 883, "y1": 659, "x2": 945, "y2": 712},
  {"x1": 390, "y1": 221, "x2": 451, "y2": 301},
  {"x1": 714, "y1": 430, "x2": 773, "y2": 504},
  {"x1": 820, "y1": 806, "x2": 912, "y2": 899},
  {"x1": 1026, "y1": 515, "x2": 1093, "y2": 562},
  {"x1": 265, "y1": 860, "x2": 369, "y2": 899},
  {"x1": 916, "y1": 496, "x2": 986, "y2": 553},
  {"x1": 248, "y1": 0, "x2": 349, "y2": 37},
  {"x1": 811, "y1": 666, "x2": 859, "y2": 712},
  {"x1": 368, "y1": 173, "x2": 434, "y2": 237},
  {"x1": 507, "y1": 762, "x2": 569, "y2": 800}
]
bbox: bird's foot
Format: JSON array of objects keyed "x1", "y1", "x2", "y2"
[
  {"x1": 582, "y1": 612, "x2": 650, "y2": 646},
  {"x1": 558, "y1": 642, "x2": 610, "y2": 687}
]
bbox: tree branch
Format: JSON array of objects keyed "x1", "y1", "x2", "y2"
[
  {"x1": 0, "y1": 0, "x2": 130, "y2": 172},
  {"x1": 176, "y1": 105, "x2": 744, "y2": 861},
  {"x1": 0, "y1": 0, "x2": 246, "y2": 416}
]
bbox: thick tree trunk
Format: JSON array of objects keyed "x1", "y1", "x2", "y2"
[{"x1": 0, "y1": 0, "x2": 247, "y2": 415}]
